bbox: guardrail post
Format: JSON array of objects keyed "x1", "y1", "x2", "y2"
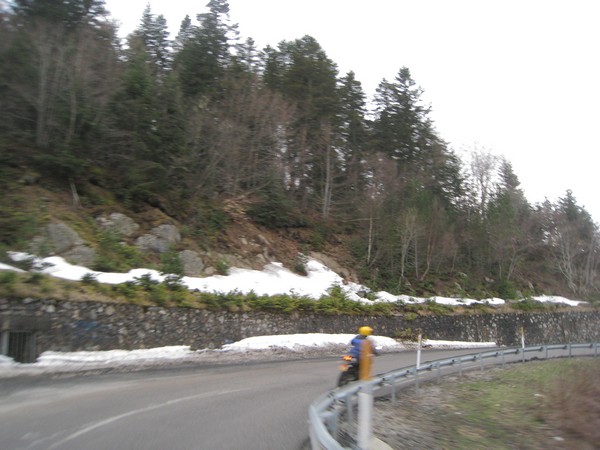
[
  {"x1": 324, "y1": 411, "x2": 339, "y2": 440},
  {"x1": 357, "y1": 384, "x2": 374, "y2": 450},
  {"x1": 414, "y1": 367, "x2": 420, "y2": 394},
  {"x1": 521, "y1": 327, "x2": 526, "y2": 362},
  {"x1": 345, "y1": 392, "x2": 354, "y2": 425},
  {"x1": 308, "y1": 419, "x2": 318, "y2": 449}
]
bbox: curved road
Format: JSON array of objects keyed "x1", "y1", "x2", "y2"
[{"x1": 0, "y1": 349, "x2": 483, "y2": 450}]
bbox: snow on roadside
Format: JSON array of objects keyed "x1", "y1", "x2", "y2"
[
  {"x1": 2, "y1": 252, "x2": 588, "y2": 306},
  {"x1": 0, "y1": 336, "x2": 498, "y2": 378}
]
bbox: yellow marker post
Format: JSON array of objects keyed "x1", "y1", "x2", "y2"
[
  {"x1": 358, "y1": 338, "x2": 374, "y2": 449},
  {"x1": 359, "y1": 338, "x2": 373, "y2": 380}
]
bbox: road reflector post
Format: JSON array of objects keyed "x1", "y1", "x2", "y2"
[
  {"x1": 416, "y1": 333, "x2": 422, "y2": 369},
  {"x1": 521, "y1": 326, "x2": 525, "y2": 362}
]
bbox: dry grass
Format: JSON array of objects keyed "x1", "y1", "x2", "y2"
[
  {"x1": 373, "y1": 358, "x2": 600, "y2": 450},
  {"x1": 544, "y1": 359, "x2": 600, "y2": 445}
]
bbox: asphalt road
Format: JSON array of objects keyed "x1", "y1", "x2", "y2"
[{"x1": 0, "y1": 349, "x2": 485, "y2": 450}]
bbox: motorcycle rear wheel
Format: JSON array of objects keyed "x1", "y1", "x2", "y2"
[{"x1": 337, "y1": 370, "x2": 357, "y2": 387}]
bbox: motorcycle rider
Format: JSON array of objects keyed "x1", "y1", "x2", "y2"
[{"x1": 348, "y1": 326, "x2": 378, "y2": 378}]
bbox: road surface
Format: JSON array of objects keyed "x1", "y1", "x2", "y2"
[{"x1": 0, "y1": 349, "x2": 485, "y2": 450}]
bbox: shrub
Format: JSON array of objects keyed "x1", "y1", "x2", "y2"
[
  {"x1": 293, "y1": 259, "x2": 308, "y2": 276},
  {"x1": 246, "y1": 182, "x2": 306, "y2": 229},
  {"x1": 81, "y1": 272, "x2": 98, "y2": 285},
  {"x1": 113, "y1": 281, "x2": 139, "y2": 299},
  {"x1": 160, "y1": 249, "x2": 184, "y2": 276},
  {"x1": 511, "y1": 298, "x2": 545, "y2": 311},
  {"x1": 93, "y1": 229, "x2": 143, "y2": 272},
  {"x1": 133, "y1": 273, "x2": 160, "y2": 290},
  {"x1": 395, "y1": 328, "x2": 422, "y2": 341},
  {"x1": 25, "y1": 272, "x2": 45, "y2": 284},
  {"x1": 424, "y1": 299, "x2": 454, "y2": 315},
  {"x1": 0, "y1": 270, "x2": 18, "y2": 294},
  {"x1": 163, "y1": 274, "x2": 185, "y2": 291},
  {"x1": 495, "y1": 278, "x2": 518, "y2": 300},
  {"x1": 403, "y1": 311, "x2": 419, "y2": 321},
  {"x1": 148, "y1": 284, "x2": 168, "y2": 306},
  {"x1": 216, "y1": 260, "x2": 229, "y2": 276},
  {"x1": 0, "y1": 270, "x2": 18, "y2": 285}
]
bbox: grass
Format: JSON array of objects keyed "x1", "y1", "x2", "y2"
[{"x1": 424, "y1": 359, "x2": 600, "y2": 449}]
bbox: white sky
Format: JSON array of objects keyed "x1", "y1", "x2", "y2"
[{"x1": 104, "y1": 0, "x2": 600, "y2": 223}]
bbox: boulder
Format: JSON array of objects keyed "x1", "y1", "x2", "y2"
[
  {"x1": 63, "y1": 245, "x2": 96, "y2": 267},
  {"x1": 179, "y1": 250, "x2": 204, "y2": 276},
  {"x1": 135, "y1": 224, "x2": 181, "y2": 254},
  {"x1": 151, "y1": 224, "x2": 181, "y2": 243},
  {"x1": 46, "y1": 222, "x2": 83, "y2": 254},
  {"x1": 96, "y1": 213, "x2": 140, "y2": 237},
  {"x1": 28, "y1": 222, "x2": 96, "y2": 267}
]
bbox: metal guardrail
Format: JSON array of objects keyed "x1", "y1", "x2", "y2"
[{"x1": 308, "y1": 342, "x2": 600, "y2": 450}]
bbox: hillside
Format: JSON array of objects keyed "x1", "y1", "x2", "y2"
[
  {"x1": 1, "y1": 168, "x2": 353, "y2": 282},
  {"x1": 0, "y1": 165, "x2": 585, "y2": 304}
]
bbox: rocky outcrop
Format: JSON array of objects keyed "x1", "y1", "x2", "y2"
[
  {"x1": 178, "y1": 250, "x2": 204, "y2": 276},
  {"x1": 96, "y1": 213, "x2": 140, "y2": 237},
  {"x1": 135, "y1": 224, "x2": 181, "y2": 253},
  {"x1": 30, "y1": 222, "x2": 96, "y2": 267}
]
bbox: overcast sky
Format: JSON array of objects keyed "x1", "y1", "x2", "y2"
[{"x1": 104, "y1": 0, "x2": 600, "y2": 223}]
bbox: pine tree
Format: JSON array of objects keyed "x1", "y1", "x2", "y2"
[
  {"x1": 337, "y1": 72, "x2": 369, "y2": 192},
  {"x1": 486, "y1": 158, "x2": 532, "y2": 281},
  {"x1": 174, "y1": 0, "x2": 237, "y2": 99},
  {"x1": 137, "y1": 4, "x2": 171, "y2": 76},
  {"x1": 262, "y1": 35, "x2": 340, "y2": 213}
]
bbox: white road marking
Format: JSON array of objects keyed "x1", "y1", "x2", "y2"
[{"x1": 47, "y1": 388, "x2": 249, "y2": 449}]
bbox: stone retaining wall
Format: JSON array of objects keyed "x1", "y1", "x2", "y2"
[{"x1": 1, "y1": 298, "x2": 599, "y2": 360}]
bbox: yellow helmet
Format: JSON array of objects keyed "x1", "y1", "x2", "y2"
[{"x1": 359, "y1": 326, "x2": 373, "y2": 336}]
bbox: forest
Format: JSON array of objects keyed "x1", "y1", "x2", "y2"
[{"x1": 0, "y1": 0, "x2": 598, "y2": 301}]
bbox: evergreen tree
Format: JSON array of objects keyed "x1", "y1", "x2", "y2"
[
  {"x1": 372, "y1": 67, "x2": 431, "y2": 164},
  {"x1": 137, "y1": 4, "x2": 171, "y2": 76},
  {"x1": 486, "y1": 159, "x2": 532, "y2": 281},
  {"x1": 11, "y1": 0, "x2": 107, "y2": 28},
  {"x1": 172, "y1": 14, "x2": 192, "y2": 54},
  {"x1": 174, "y1": 0, "x2": 237, "y2": 99},
  {"x1": 262, "y1": 35, "x2": 340, "y2": 213},
  {"x1": 108, "y1": 30, "x2": 185, "y2": 203},
  {"x1": 337, "y1": 71, "x2": 369, "y2": 206}
]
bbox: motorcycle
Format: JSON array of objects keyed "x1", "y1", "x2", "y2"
[{"x1": 337, "y1": 355, "x2": 359, "y2": 387}]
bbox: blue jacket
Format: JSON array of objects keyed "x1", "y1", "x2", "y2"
[{"x1": 349, "y1": 334, "x2": 367, "y2": 359}]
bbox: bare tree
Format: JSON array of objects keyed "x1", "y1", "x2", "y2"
[
  {"x1": 468, "y1": 146, "x2": 499, "y2": 216},
  {"x1": 397, "y1": 208, "x2": 418, "y2": 287}
]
